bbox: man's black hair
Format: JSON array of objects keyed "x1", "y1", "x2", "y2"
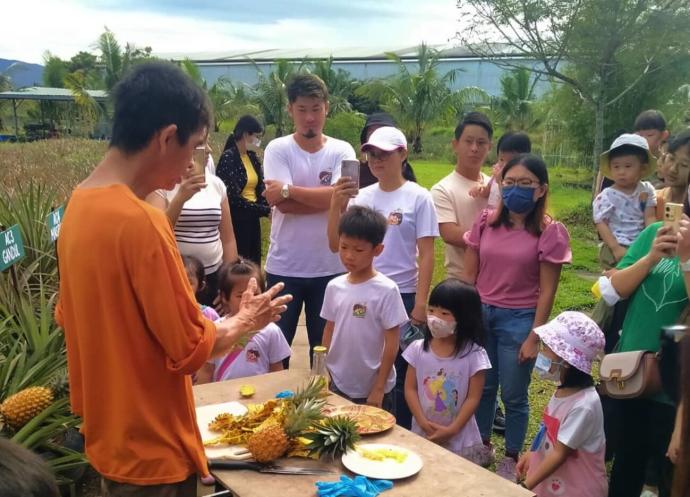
[
  {"x1": 338, "y1": 205, "x2": 387, "y2": 246},
  {"x1": 0, "y1": 438, "x2": 60, "y2": 497},
  {"x1": 498, "y1": 132, "x2": 531, "y2": 154},
  {"x1": 454, "y1": 111, "x2": 493, "y2": 140},
  {"x1": 110, "y1": 61, "x2": 212, "y2": 154},
  {"x1": 634, "y1": 109, "x2": 667, "y2": 132},
  {"x1": 286, "y1": 74, "x2": 329, "y2": 103}
]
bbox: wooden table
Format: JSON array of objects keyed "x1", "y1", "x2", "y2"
[{"x1": 194, "y1": 369, "x2": 534, "y2": 497}]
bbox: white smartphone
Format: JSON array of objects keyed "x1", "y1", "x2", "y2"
[{"x1": 192, "y1": 147, "x2": 206, "y2": 176}]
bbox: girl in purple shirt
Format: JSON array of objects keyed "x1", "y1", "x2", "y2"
[{"x1": 462, "y1": 154, "x2": 571, "y2": 481}]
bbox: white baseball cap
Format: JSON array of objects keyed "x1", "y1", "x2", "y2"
[
  {"x1": 600, "y1": 133, "x2": 655, "y2": 179},
  {"x1": 361, "y1": 126, "x2": 407, "y2": 152}
]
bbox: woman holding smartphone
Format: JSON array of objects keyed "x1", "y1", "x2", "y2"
[
  {"x1": 327, "y1": 126, "x2": 439, "y2": 428},
  {"x1": 146, "y1": 134, "x2": 238, "y2": 306}
]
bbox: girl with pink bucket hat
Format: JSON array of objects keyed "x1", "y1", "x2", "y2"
[{"x1": 516, "y1": 311, "x2": 607, "y2": 497}]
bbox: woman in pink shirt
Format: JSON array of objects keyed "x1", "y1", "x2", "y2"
[{"x1": 462, "y1": 154, "x2": 571, "y2": 481}]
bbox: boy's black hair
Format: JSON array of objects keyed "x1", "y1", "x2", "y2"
[
  {"x1": 498, "y1": 132, "x2": 531, "y2": 154},
  {"x1": 423, "y1": 278, "x2": 485, "y2": 356},
  {"x1": 0, "y1": 437, "x2": 60, "y2": 497},
  {"x1": 558, "y1": 365, "x2": 595, "y2": 389},
  {"x1": 181, "y1": 255, "x2": 205, "y2": 287},
  {"x1": 492, "y1": 153, "x2": 550, "y2": 236},
  {"x1": 634, "y1": 109, "x2": 667, "y2": 132},
  {"x1": 218, "y1": 258, "x2": 265, "y2": 298},
  {"x1": 110, "y1": 61, "x2": 212, "y2": 154},
  {"x1": 224, "y1": 115, "x2": 264, "y2": 151},
  {"x1": 287, "y1": 73, "x2": 329, "y2": 103},
  {"x1": 338, "y1": 205, "x2": 387, "y2": 246},
  {"x1": 608, "y1": 144, "x2": 649, "y2": 164},
  {"x1": 454, "y1": 111, "x2": 493, "y2": 140}
]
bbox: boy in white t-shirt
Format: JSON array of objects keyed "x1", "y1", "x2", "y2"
[{"x1": 321, "y1": 206, "x2": 409, "y2": 412}]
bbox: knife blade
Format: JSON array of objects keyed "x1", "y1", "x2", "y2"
[{"x1": 208, "y1": 459, "x2": 334, "y2": 475}]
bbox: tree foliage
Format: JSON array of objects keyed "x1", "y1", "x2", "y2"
[{"x1": 456, "y1": 0, "x2": 690, "y2": 174}]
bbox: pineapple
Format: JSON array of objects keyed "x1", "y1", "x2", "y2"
[
  {"x1": 304, "y1": 415, "x2": 360, "y2": 459},
  {"x1": 48, "y1": 368, "x2": 70, "y2": 399},
  {"x1": 289, "y1": 375, "x2": 329, "y2": 406},
  {"x1": 247, "y1": 397, "x2": 325, "y2": 462},
  {"x1": 0, "y1": 386, "x2": 54, "y2": 429}
]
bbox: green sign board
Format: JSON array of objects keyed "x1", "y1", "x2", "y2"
[
  {"x1": 0, "y1": 225, "x2": 25, "y2": 271},
  {"x1": 47, "y1": 206, "x2": 64, "y2": 242}
]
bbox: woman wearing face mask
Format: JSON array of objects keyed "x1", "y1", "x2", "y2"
[
  {"x1": 462, "y1": 154, "x2": 572, "y2": 480},
  {"x1": 516, "y1": 312, "x2": 607, "y2": 496},
  {"x1": 216, "y1": 115, "x2": 270, "y2": 265}
]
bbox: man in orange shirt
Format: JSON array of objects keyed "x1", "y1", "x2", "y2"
[{"x1": 55, "y1": 62, "x2": 291, "y2": 496}]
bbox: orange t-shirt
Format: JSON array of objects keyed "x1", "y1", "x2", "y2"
[{"x1": 55, "y1": 184, "x2": 216, "y2": 485}]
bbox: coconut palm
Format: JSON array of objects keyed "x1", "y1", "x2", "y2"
[
  {"x1": 492, "y1": 67, "x2": 540, "y2": 131},
  {"x1": 252, "y1": 59, "x2": 308, "y2": 137},
  {"x1": 96, "y1": 28, "x2": 152, "y2": 91},
  {"x1": 358, "y1": 43, "x2": 489, "y2": 153},
  {"x1": 310, "y1": 57, "x2": 353, "y2": 115}
]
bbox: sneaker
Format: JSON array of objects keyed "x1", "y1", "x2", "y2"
[
  {"x1": 496, "y1": 456, "x2": 517, "y2": 482},
  {"x1": 493, "y1": 406, "x2": 506, "y2": 434},
  {"x1": 473, "y1": 443, "x2": 496, "y2": 468},
  {"x1": 201, "y1": 474, "x2": 215, "y2": 486}
]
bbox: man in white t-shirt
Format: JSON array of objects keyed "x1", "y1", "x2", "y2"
[
  {"x1": 431, "y1": 112, "x2": 493, "y2": 279},
  {"x1": 263, "y1": 74, "x2": 356, "y2": 362}
]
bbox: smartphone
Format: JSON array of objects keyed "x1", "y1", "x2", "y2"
[
  {"x1": 340, "y1": 159, "x2": 360, "y2": 192},
  {"x1": 192, "y1": 147, "x2": 206, "y2": 176},
  {"x1": 664, "y1": 202, "x2": 683, "y2": 234}
]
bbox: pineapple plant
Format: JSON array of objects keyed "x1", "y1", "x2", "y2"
[
  {"x1": 0, "y1": 386, "x2": 54, "y2": 429},
  {"x1": 304, "y1": 415, "x2": 360, "y2": 459}
]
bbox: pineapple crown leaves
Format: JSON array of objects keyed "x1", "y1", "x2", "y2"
[
  {"x1": 282, "y1": 398, "x2": 326, "y2": 438},
  {"x1": 288, "y1": 375, "x2": 329, "y2": 407},
  {"x1": 304, "y1": 415, "x2": 360, "y2": 459}
]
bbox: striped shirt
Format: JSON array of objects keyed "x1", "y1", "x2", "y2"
[{"x1": 159, "y1": 174, "x2": 227, "y2": 274}]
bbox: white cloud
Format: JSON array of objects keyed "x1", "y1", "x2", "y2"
[{"x1": 1, "y1": 0, "x2": 461, "y2": 64}]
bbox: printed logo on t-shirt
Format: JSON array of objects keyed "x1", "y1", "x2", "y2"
[
  {"x1": 639, "y1": 191, "x2": 648, "y2": 212},
  {"x1": 547, "y1": 477, "x2": 566, "y2": 495},
  {"x1": 319, "y1": 170, "x2": 332, "y2": 185},
  {"x1": 421, "y1": 368, "x2": 460, "y2": 423},
  {"x1": 246, "y1": 348, "x2": 260, "y2": 363},
  {"x1": 352, "y1": 303, "x2": 367, "y2": 318},
  {"x1": 387, "y1": 209, "x2": 403, "y2": 226}
]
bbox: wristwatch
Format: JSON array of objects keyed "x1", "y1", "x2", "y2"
[{"x1": 280, "y1": 184, "x2": 290, "y2": 199}]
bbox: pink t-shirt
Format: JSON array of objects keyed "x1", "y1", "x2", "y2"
[
  {"x1": 463, "y1": 210, "x2": 571, "y2": 308},
  {"x1": 402, "y1": 339, "x2": 491, "y2": 455},
  {"x1": 529, "y1": 387, "x2": 607, "y2": 497}
]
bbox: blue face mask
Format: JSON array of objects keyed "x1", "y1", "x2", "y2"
[
  {"x1": 535, "y1": 352, "x2": 564, "y2": 382},
  {"x1": 502, "y1": 185, "x2": 537, "y2": 214}
]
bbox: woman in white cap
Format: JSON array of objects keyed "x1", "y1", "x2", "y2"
[
  {"x1": 516, "y1": 311, "x2": 607, "y2": 497},
  {"x1": 327, "y1": 126, "x2": 439, "y2": 428}
]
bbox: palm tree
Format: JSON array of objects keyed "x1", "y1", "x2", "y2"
[
  {"x1": 252, "y1": 59, "x2": 307, "y2": 137},
  {"x1": 96, "y1": 28, "x2": 152, "y2": 91},
  {"x1": 492, "y1": 67, "x2": 539, "y2": 131},
  {"x1": 310, "y1": 57, "x2": 353, "y2": 115},
  {"x1": 358, "y1": 43, "x2": 486, "y2": 153}
]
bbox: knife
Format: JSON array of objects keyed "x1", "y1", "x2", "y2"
[{"x1": 208, "y1": 459, "x2": 335, "y2": 475}]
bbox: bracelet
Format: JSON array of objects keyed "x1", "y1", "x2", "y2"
[{"x1": 681, "y1": 259, "x2": 690, "y2": 272}]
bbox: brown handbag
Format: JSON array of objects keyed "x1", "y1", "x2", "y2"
[{"x1": 599, "y1": 350, "x2": 662, "y2": 399}]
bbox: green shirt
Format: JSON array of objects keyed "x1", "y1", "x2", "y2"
[{"x1": 617, "y1": 222, "x2": 687, "y2": 354}]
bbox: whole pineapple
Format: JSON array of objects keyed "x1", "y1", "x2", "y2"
[
  {"x1": 247, "y1": 397, "x2": 325, "y2": 462},
  {"x1": 0, "y1": 386, "x2": 54, "y2": 429},
  {"x1": 305, "y1": 415, "x2": 360, "y2": 459}
]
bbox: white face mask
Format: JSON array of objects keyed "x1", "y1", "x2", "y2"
[
  {"x1": 426, "y1": 315, "x2": 456, "y2": 338},
  {"x1": 250, "y1": 136, "x2": 262, "y2": 148},
  {"x1": 535, "y1": 352, "x2": 563, "y2": 382}
]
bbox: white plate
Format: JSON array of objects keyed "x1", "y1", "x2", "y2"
[
  {"x1": 195, "y1": 401, "x2": 248, "y2": 459},
  {"x1": 341, "y1": 443, "x2": 423, "y2": 480}
]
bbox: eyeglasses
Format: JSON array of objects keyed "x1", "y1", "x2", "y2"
[
  {"x1": 501, "y1": 178, "x2": 540, "y2": 188},
  {"x1": 366, "y1": 149, "x2": 398, "y2": 161}
]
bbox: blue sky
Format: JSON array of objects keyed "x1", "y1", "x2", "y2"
[{"x1": 1, "y1": 0, "x2": 462, "y2": 63}]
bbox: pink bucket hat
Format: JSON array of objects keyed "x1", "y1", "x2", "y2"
[{"x1": 534, "y1": 311, "x2": 605, "y2": 374}]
